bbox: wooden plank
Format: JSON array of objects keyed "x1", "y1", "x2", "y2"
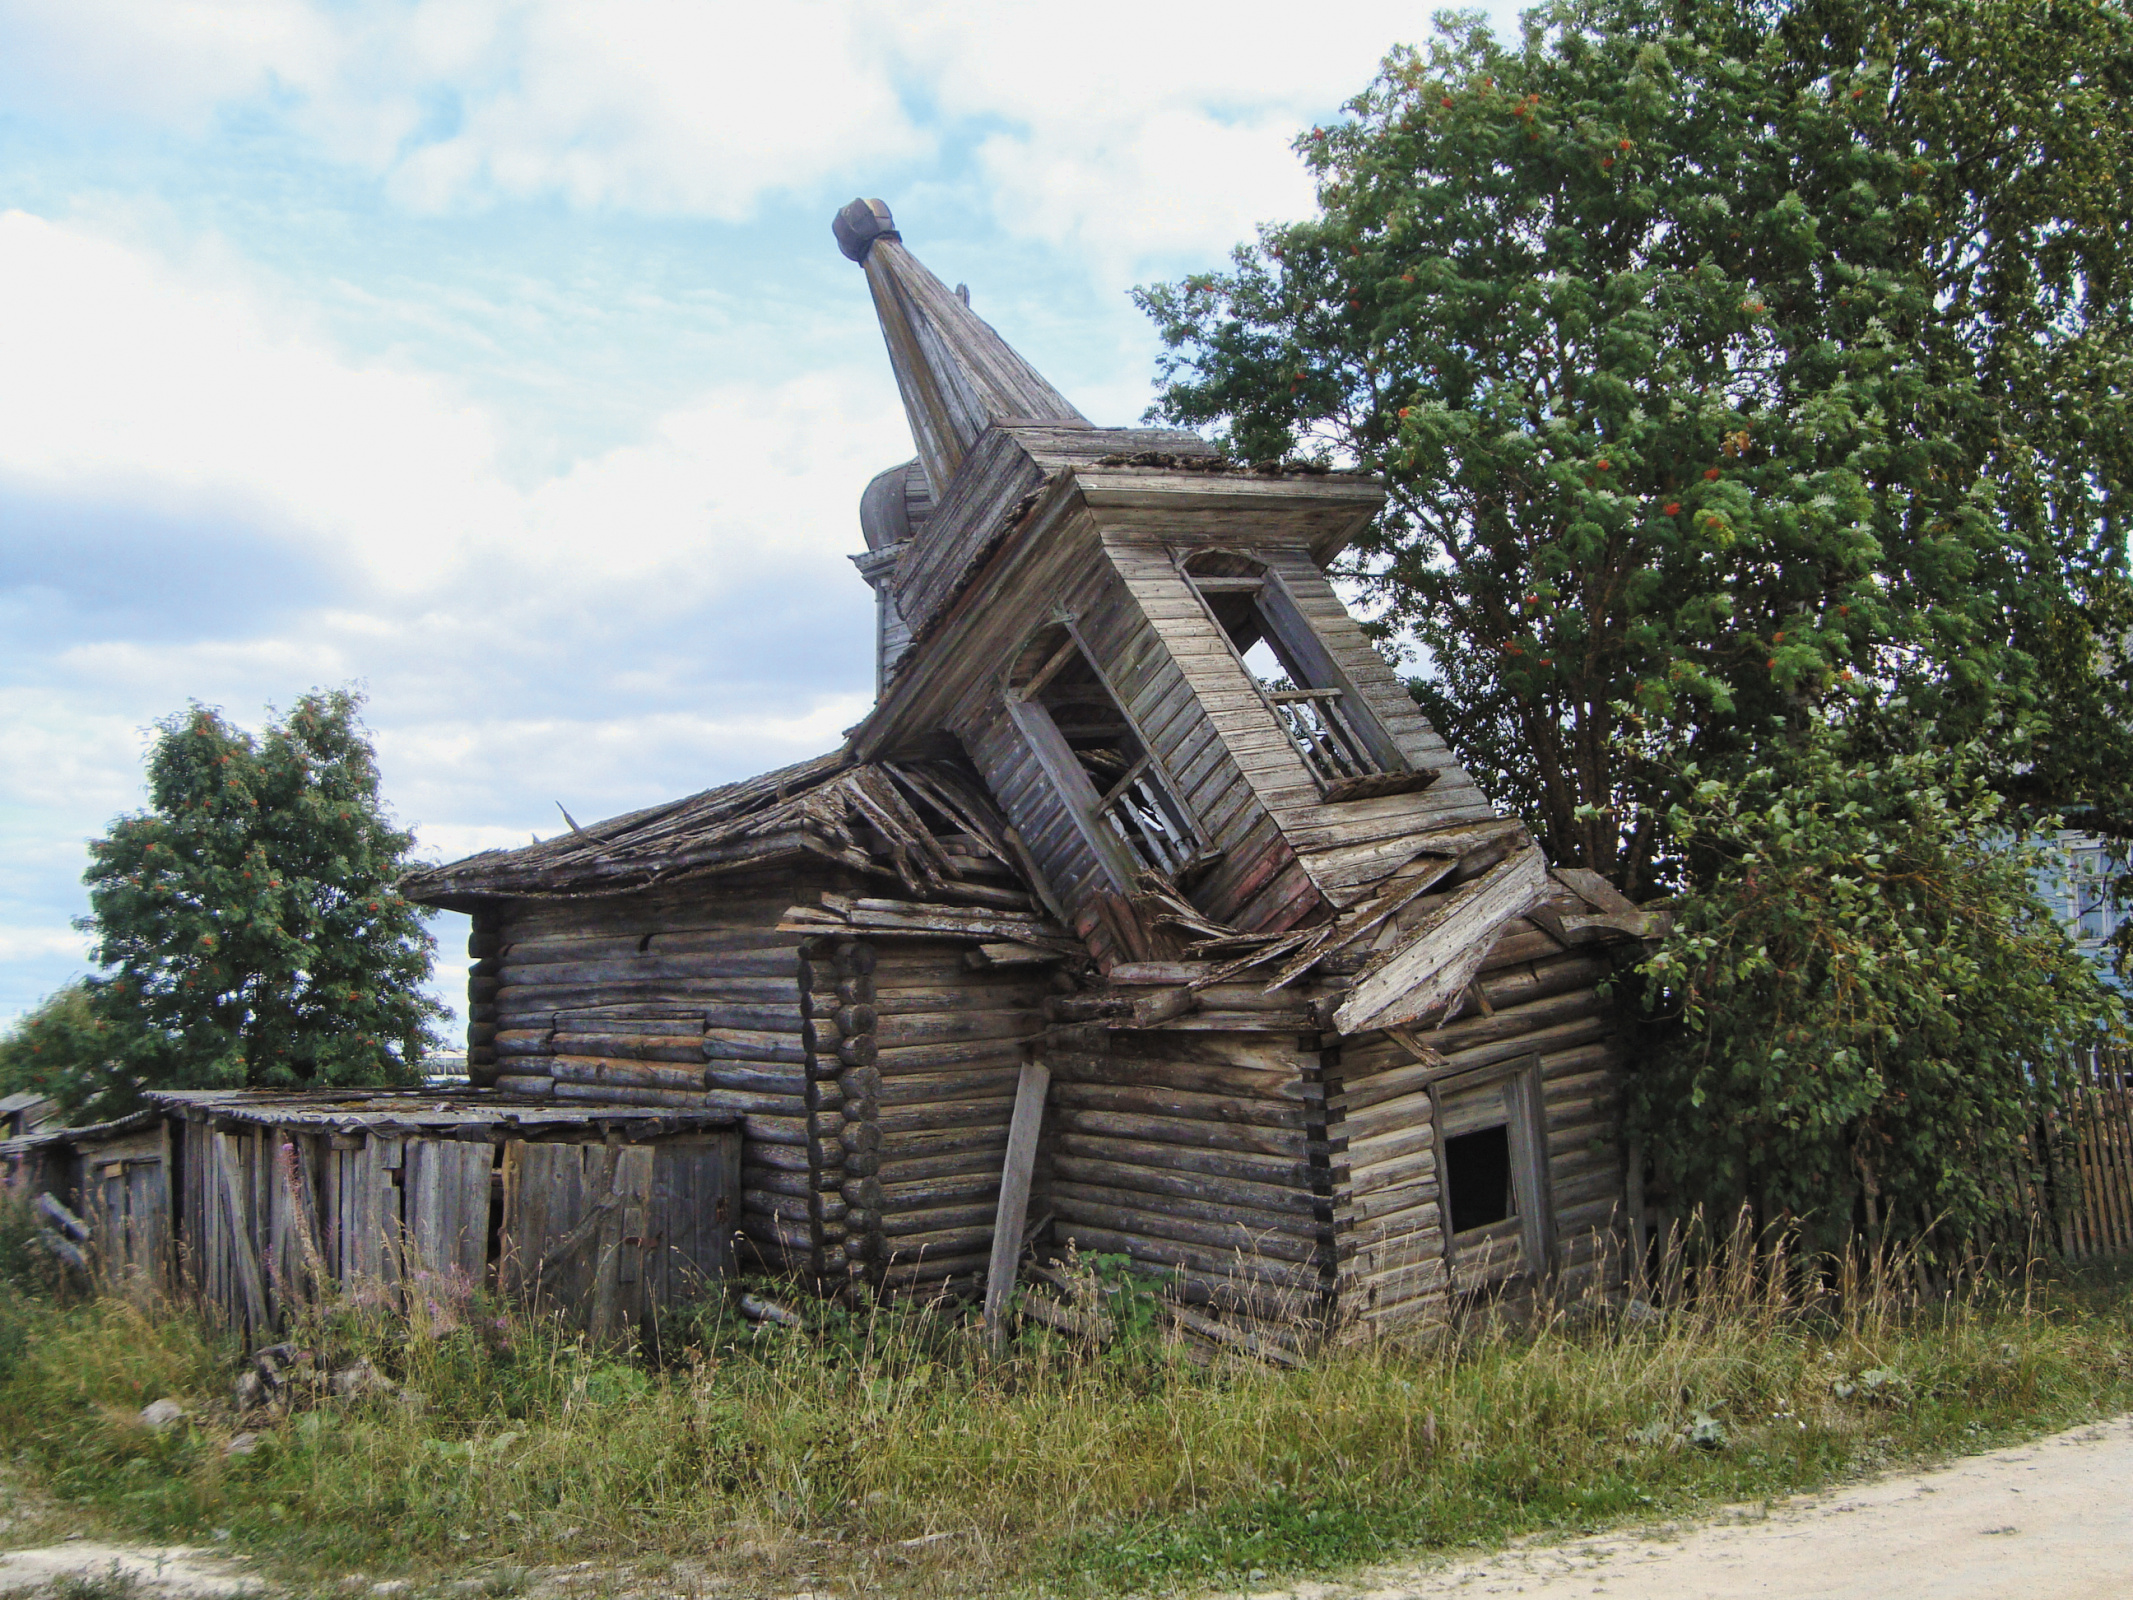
[
  {"x1": 982, "y1": 1057, "x2": 1050, "y2": 1343},
  {"x1": 213, "y1": 1132, "x2": 271, "y2": 1340},
  {"x1": 1334, "y1": 849, "x2": 1549, "y2": 1035}
]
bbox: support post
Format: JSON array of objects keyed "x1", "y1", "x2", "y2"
[{"x1": 983, "y1": 1055, "x2": 1051, "y2": 1346}]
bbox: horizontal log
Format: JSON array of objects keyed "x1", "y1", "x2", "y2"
[
  {"x1": 879, "y1": 1174, "x2": 1003, "y2": 1210},
  {"x1": 745, "y1": 1190, "x2": 812, "y2": 1225},
  {"x1": 544, "y1": 1032, "x2": 704, "y2": 1063},
  {"x1": 1048, "y1": 1222, "x2": 1324, "y2": 1293},
  {"x1": 494, "y1": 1073, "x2": 555, "y2": 1098},
  {"x1": 1337, "y1": 991, "x2": 1610, "y2": 1109},
  {"x1": 877, "y1": 1009, "x2": 1041, "y2": 1048},
  {"x1": 882, "y1": 1202, "x2": 998, "y2": 1237},
  {"x1": 1048, "y1": 1050, "x2": 1321, "y2": 1104},
  {"x1": 1343, "y1": 1119, "x2": 1436, "y2": 1173},
  {"x1": 869, "y1": 982, "x2": 1051, "y2": 1014},
  {"x1": 496, "y1": 1030, "x2": 556, "y2": 1057},
  {"x1": 876, "y1": 1037, "x2": 1031, "y2": 1073},
  {"x1": 704, "y1": 1029, "x2": 808, "y2": 1064},
  {"x1": 1050, "y1": 1107, "x2": 1321, "y2": 1160},
  {"x1": 1048, "y1": 1152, "x2": 1319, "y2": 1218},
  {"x1": 1049, "y1": 1178, "x2": 1321, "y2": 1246},
  {"x1": 741, "y1": 1114, "x2": 809, "y2": 1146},
  {"x1": 877, "y1": 1146, "x2": 1012, "y2": 1184},
  {"x1": 1050, "y1": 1081, "x2": 1315, "y2": 1132},
  {"x1": 875, "y1": 1096, "x2": 1017, "y2": 1135},
  {"x1": 1050, "y1": 1129, "x2": 1326, "y2": 1187},
  {"x1": 549, "y1": 1056, "x2": 702, "y2": 1093},
  {"x1": 746, "y1": 1165, "x2": 814, "y2": 1199},
  {"x1": 876, "y1": 1065, "x2": 1023, "y2": 1106},
  {"x1": 1150, "y1": 1008, "x2": 1319, "y2": 1033},
  {"x1": 878, "y1": 1223, "x2": 998, "y2": 1258},
  {"x1": 878, "y1": 1251, "x2": 990, "y2": 1289},
  {"x1": 550, "y1": 1080, "x2": 700, "y2": 1109},
  {"x1": 499, "y1": 957, "x2": 798, "y2": 992},
  {"x1": 743, "y1": 1142, "x2": 810, "y2": 1172},
  {"x1": 877, "y1": 1126, "x2": 1012, "y2": 1161},
  {"x1": 705, "y1": 1064, "x2": 807, "y2": 1097}
]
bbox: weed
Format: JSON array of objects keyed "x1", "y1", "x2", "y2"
[{"x1": 0, "y1": 1241, "x2": 2128, "y2": 1598}]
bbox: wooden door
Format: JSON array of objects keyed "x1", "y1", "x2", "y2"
[{"x1": 499, "y1": 1141, "x2": 655, "y2": 1345}]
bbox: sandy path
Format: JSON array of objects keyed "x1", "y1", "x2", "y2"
[{"x1": 1241, "y1": 1414, "x2": 2133, "y2": 1600}]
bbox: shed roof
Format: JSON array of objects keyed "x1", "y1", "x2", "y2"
[{"x1": 148, "y1": 1088, "x2": 737, "y2": 1140}]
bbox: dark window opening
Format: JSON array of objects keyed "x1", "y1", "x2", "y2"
[
  {"x1": 1008, "y1": 625, "x2": 1199, "y2": 880},
  {"x1": 1181, "y1": 550, "x2": 1430, "y2": 801},
  {"x1": 1444, "y1": 1123, "x2": 1515, "y2": 1233}
]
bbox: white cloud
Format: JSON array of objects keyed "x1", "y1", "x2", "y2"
[
  {"x1": 0, "y1": 0, "x2": 1523, "y2": 264},
  {"x1": 0, "y1": 210, "x2": 908, "y2": 599}
]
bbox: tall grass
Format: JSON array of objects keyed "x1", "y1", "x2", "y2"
[{"x1": 0, "y1": 1226, "x2": 2128, "y2": 1598}]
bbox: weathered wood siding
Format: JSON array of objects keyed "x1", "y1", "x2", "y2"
[
  {"x1": 1103, "y1": 532, "x2": 1502, "y2": 903},
  {"x1": 483, "y1": 869, "x2": 844, "y2": 1271},
  {"x1": 1045, "y1": 1012, "x2": 1341, "y2": 1330},
  {"x1": 1324, "y1": 929, "x2": 1631, "y2": 1337},
  {"x1": 959, "y1": 550, "x2": 1318, "y2": 968},
  {"x1": 803, "y1": 937, "x2": 1048, "y2": 1297}
]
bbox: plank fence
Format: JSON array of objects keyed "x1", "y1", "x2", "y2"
[{"x1": 2053, "y1": 1043, "x2": 2133, "y2": 1262}]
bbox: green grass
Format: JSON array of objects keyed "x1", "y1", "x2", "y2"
[{"x1": 1, "y1": 1245, "x2": 2129, "y2": 1599}]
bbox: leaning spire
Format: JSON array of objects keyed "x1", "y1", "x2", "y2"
[{"x1": 835, "y1": 198, "x2": 1088, "y2": 499}]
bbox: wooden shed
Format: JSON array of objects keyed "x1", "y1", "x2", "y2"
[
  {"x1": 402, "y1": 200, "x2": 1660, "y2": 1345},
  {"x1": 153, "y1": 1089, "x2": 739, "y2": 1343},
  {"x1": 2, "y1": 1110, "x2": 170, "y2": 1293}
]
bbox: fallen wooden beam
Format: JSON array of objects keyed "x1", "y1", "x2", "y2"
[{"x1": 1334, "y1": 847, "x2": 1548, "y2": 1036}]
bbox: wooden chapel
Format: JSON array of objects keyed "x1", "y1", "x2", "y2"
[{"x1": 401, "y1": 199, "x2": 1657, "y2": 1343}]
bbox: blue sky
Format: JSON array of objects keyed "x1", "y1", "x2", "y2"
[{"x1": 0, "y1": 0, "x2": 1524, "y2": 1038}]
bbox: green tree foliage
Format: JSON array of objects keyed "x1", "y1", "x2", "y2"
[
  {"x1": 1632, "y1": 723, "x2": 2126, "y2": 1254},
  {"x1": 69, "y1": 690, "x2": 442, "y2": 1119},
  {"x1": 0, "y1": 984, "x2": 112, "y2": 1105},
  {"x1": 1138, "y1": 0, "x2": 2133, "y2": 894}
]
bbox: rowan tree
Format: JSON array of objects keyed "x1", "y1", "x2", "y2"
[
  {"x1": 1138, "y1": 0, "x2": 2133, "y2": 894},
  {"x1": 71, "y1": 690, "x2": 442, "y2": 1119}
]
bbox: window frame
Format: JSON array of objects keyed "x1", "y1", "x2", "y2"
[
  {"x1": 1173, "y1": 547, "x2": 1427, "y2": 802},
  {"x1": 1002, "y1": 614, "x2": 1205, "y2": 894},
  {"x1": 1426, "y1": 1053, "x2": 1554, "y2": 1289}
]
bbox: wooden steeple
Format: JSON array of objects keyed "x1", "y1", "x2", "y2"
[{"x1": 834, "y1": 198, "x2": 1089, "y2": 498}]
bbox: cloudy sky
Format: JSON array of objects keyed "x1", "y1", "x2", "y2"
[{"x1": 0, "y1": 0, "x2": 1524, "y2": 1037}]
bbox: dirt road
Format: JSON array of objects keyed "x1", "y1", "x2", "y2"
[{"x1": 1243, "y1": 1414, "x2": 2133, "y2": 1600}]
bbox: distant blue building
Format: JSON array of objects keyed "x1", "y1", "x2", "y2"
[{"x1": 2037, "y1": 830, "x2": 2129, "y2": 992}]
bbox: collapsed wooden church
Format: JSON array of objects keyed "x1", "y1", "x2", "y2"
[{"x1": 402, "y1": 199, "x2": 1660, "y2": 1342}]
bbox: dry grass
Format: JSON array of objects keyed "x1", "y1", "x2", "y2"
[{"x1": 1, "y1": 1232, "x2": 2130, "y2": 1598}]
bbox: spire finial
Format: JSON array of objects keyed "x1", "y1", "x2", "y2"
[
  {"x1": 835, "y1": 197, "x2": 1088, "y2": 496},
  {"x1": 834, "y1": 198, "x2": 899, "y2": 263}
]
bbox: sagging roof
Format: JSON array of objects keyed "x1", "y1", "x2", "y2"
[
  {"x1": 400, "y1": 750, "x2": 1059, "y2": 915},
  {"x1": 147, "y1": 1087, "x2": 735, "y2": 1140}
]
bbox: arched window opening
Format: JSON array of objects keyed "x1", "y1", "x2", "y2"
[
  {"x1": 1007, "y1": 624, "x2": 1200, "y2": 884},
  {"x1": 1181, "y1": 549, "x2": 1427, "y2": 802}
]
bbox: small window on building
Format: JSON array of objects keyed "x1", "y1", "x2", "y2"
[
  {"x1": 1443, "y1": 1123, "x2": 1515, "y2": 1233},
  {"x1": 1007, "y1": 623, "x2": 1201, "y2": 885},
  {"x1": 1436, "y1": 1059, "x2": 1552, "y2": 1288},
  {"x1": 1180, "y1": 549, "x2": 1433, "y2": 803}
]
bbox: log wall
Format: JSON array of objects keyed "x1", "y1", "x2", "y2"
[
  {"x1": 1045, "y1": 1007, "x2": 1341, "y2": 1336},
  {"x1": 1324, "y1": 928, "x2": 1631, "y2": 1337},
  {"x1": 482, "y1": 869, "x2": 843, "y2": 1271},
  {"x1": 806, "y1": 937, "x2": 1048, "y2": 1298}
]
